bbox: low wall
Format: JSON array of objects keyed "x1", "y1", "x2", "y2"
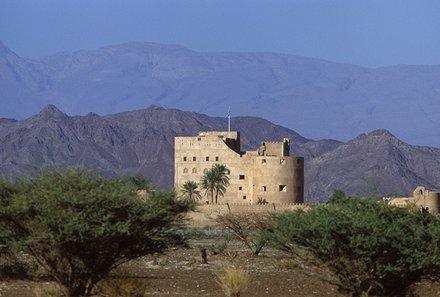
[{"x1": 186, "y1": 202, "x2": 307, "y2": 227}]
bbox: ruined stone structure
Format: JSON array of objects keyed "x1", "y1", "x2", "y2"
[
  {"x1": 174, "y1": 131, "x2": 304, "y2": 204},
  {"x1": 386, "y1": 186, "x2": 440, "y2": 215}
]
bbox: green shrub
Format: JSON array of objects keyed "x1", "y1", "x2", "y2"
[
  {"x1": 266, "y1": 196, "x2": 440, "y2": 296},
  {"x1": 0, "y1": 169, "x2": 192, "y2": 297}
]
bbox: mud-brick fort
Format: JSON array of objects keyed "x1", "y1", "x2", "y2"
[
  {"x1": 174, "y1": 131, "x2": 304, "y2": 204},
  {"x1": 386, "y1": 186, "x2": 440, "y2": 215}
]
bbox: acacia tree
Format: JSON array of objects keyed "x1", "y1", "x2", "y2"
[
  {"x1": 265, "y1": 196, "x2": 440, "y2": 296},
  {"x1": 200, "y1": 164, "x2": 230, "y2": 204},
  {"x1": 123, "y1": 173, "x2": 153, "y2": 191},
  {"x1": 216, "y1": 213, "x2": 272, "y2": 255},
  {"x1": 180, "y1": 181, "x2": 202, "y2": 202},
  {"x1": 0, "y1": 169, "x2": 192, "y2": 297}
]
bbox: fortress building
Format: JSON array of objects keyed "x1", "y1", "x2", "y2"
[
  {"x1": 174, "y1": 131, "x2": 304, "y2": 204},
  {"x1": 386, "y1": 186, "x2": 440, "y2": 215}
]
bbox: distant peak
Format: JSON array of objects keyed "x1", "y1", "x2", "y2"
[
  {"x1": 41, "y1": 104, "x2": 63, "y2": 113},
  {"x1": 351, "y1": 129, "x2": 402, "y2": 146},
  {"x1": 33, "y1": 104, "x2": 68, "y2": 120},
  {"x1": 367, "y1": 129, "x2": 395, "y2": 138}
]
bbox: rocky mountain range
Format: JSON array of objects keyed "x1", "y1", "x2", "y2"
[
  {"x1": 1, "y1": 41, "x2": 440, "y2": 146},
  {"x1": 1, "y1": 105, "x2": 439, "y2": 202}
]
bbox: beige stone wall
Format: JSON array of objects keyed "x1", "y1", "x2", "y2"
[
  {"x1": 175, "y1": 131, "x2": 304, "y2": 204},
  {"x1": 257, "y1": 139, "x2": 290, "y2": 157},
  {"x1": 186, "y1": 203, "x2": 307, "y2": 227},
  {"x1": 247, "y1": 155, "x2": 304, "y2": 204},
  {"x1": 413, "y1": 186, "x2": 440, "y2": 214},
  {"x1": 386, "y1": 186, "x2": 440, "y2": 215}
]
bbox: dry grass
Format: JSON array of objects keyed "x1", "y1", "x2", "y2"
[
  {"x1": 276, "y1": 258, "x2": 300, "y2": 270},
  {"x1": 217, "y1": 266, "x2": 250, "y2": 297},
  {"x1": 33, "y1": 284, "x2": 64, "y2": 297},
  {"x1": 97, "y1": 267, "x2": 148, "y2": 297}
]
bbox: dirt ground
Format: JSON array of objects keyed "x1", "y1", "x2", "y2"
[{"x1": 1, "y1": 239, "x2": 440, "y2": 297}]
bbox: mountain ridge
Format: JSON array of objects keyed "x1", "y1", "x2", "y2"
[
  {"x1": 2, "y1": 41, "x2": 440, "y2": 146},
  {"x1": 1, "y1": 105, "x2": 440, "y2": 202}
]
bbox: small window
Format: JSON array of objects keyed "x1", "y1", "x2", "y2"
[
  {"x1": 203, "y1": 168, "x2": 208, "y2": 173},
  {"x1": 242, "y1": 196, "x2": 247, "y2": 200},
  {"x1": 215, "y1": 156, "x2": 219, "y2": 161},
  {"x1": 183, "y1": 156, "x2": 187, "y2": 161},
  {"x1": 183, "y1": 168, "x2": 188, "y2": 174},
  {"x1": 279, "y1": 185, "x2": 287, "y2": 192},
  {"x1": 206, "y1": 156, "x2": 209, "y2": 161},
  {"x1": 193, "y1": 157, "x2": 196, "y2": 161},
  {"x1": 261, "y1": 186, "x2": 267, "y2": 192},
  {"x1": 239, "y1": 175, "x2": 245, "y2": 180},
  {"x1": 262, "y1": 159, "x2": 266, "y2": 164},
  {"x1": 280, "y1": 158, "x2": 286, "y2": 165},
  {"x1": 192, "y1": 168, "x2": 197, "y2": 173},
  {"x1": 239, "y1": 186, "x2": 242, "y2": 191},
  {"x1": 197, "y1": 137, "x2": 201, "y2": 141}
]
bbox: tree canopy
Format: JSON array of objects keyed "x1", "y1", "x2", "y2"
[
  {"x1": 0, "y1": 169, "x2": 192, "y2": 297},
  {"x1": 266, "y1": 196, "x2": 440, "y2": 296}
]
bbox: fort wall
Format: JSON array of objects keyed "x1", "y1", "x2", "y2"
[
  {"x1": 188, "y1": 185, "x2": 440, "y2": 228},
  {"x1": 386, "y1": 186, "x2": 440, "y2": 215},
  {"x1": 175, "y1": 131, "x2": 304, "y2": 204},
  {"x1": 186, "y1": 203, "x2": 307, "y2": 227}
]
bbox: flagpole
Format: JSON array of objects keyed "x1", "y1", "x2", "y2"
[{"x1": 228, "y1": 109, "x2": 231, "y2": 138}]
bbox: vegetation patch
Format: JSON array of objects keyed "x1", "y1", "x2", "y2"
[
  {"x1": 265, "y1": 192, "x2": 440, "y2": 296},
  {"x1": 0, "y1": 169, "x2": 192, "y2": 297}
]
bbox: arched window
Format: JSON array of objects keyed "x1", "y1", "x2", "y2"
[
  {"x1": 183, "y1": 168, "x2": 188, "y2": 174},
  {"x1": 192, "y1": 168, "x2": 197, "y2": 173}
]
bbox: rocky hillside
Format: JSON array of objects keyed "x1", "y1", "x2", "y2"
[
  {"x1": 1, "y1": 106, "x2": 440, "y2": 202},
  {"x1": 2, "y1": 41, "x2": 440, "y2": 146},
  {"x1": 0, "y1": 105, "x2": 308, "y2": 191},
  {"x1": 306, "y1": 130, "x2": 440, "y2": 200}
]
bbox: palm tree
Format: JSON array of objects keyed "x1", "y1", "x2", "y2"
[
  {"x1": 180, "y1": 181, "x2": 202, "y2": 202},
  {"x1": 200, "y1": 169, "x2": 216, "y2": 204},
  {"x1": 200, "y1": 164, "x2": 230, "y2": 204}
]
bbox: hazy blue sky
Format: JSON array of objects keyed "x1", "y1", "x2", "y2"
[{"x1": 1, "y1": 0, "x2": 440, "y2": 67}]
